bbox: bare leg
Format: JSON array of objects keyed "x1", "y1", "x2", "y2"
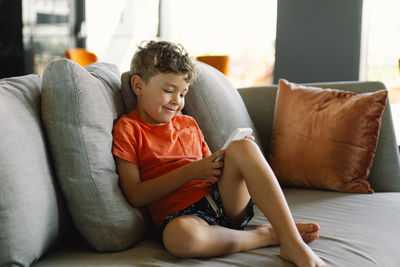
[
  {"x1": 217, "y1": 139, "x2": 326, "y2": 267},
  {"x1": 162, "y1": 215, "x2": 320, "y2": 258}
]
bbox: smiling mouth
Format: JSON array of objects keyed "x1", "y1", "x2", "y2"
[{"x1": 163, "y1": 107, "x2": 176, "y2": 112}]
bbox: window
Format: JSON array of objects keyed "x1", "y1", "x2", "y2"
[
  {"x1": 85, "y1": 0, "x2": 277, "y2": 89},
  {"x1": 361, "y1": 0, "x2": 400, "y2": 144},
  {"x1": 23, "y1": 0, "x2": 74, "y2": 75},
  {"x1": 86, "y1": 0, "x2": 158, "y2": 72},
  {"x1": 160, "y1": 0, "x2": 277, "y2": 88}
]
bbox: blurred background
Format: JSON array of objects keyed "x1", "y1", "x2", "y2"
[{"x1": 1, "y1": 0, "x2": 399, "y2": 144}]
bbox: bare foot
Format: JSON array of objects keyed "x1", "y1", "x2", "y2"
[
  {"x1": 254, "y1": 223, "x2": 325, "y2": 266},
  {"x1": 280, "y1": 240, "x2": 327, "y2": 267},
  {"x1": 255, "y1": 222, "x2": 320, "y2": 246}
]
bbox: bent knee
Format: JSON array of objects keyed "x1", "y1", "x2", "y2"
[
  {"x1": 162, "y1": 217, "x2": 205, "y2": 258},
  {"x1": 226, "y1": 139, "x2": 259, "y2": 157}
]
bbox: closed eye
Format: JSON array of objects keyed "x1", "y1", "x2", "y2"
[{"x1": 163, "y1": 89, "x2": 173, "y2": 93}]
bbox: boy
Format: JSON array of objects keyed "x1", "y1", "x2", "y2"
[{"x1": 113, "y1": 40, "x2": 326, "y2": 267}]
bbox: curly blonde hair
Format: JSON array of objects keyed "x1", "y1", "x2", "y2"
[{"x1": 129, "y1": 40, "x2": 196, "y2": 84}]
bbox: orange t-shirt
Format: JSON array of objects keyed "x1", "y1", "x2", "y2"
[{"x1": 112, "y1": 109, "x2": 214, "y2": 226}]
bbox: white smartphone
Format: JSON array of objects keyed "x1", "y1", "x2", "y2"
[{"x1": 214, "y1": 127, "x2": 253, "y2": 162}]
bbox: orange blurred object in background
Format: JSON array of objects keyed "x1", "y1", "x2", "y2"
[
  {"x1": 196, "y1": 55, "x2": 229, "y2": 76},
  {"x1": 65, "y1": 48, "x2": 98, "y2": 67}
]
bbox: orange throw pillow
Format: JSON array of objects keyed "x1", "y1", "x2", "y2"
[{"x1": 268, "y1": 79, "x2": 388, "y2": 193}]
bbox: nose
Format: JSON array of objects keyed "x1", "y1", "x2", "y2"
[{"x1": 171, "y1": 92, "x2": 181, "y2": 105}]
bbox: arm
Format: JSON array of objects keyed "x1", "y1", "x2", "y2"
[{"x1": 115, "y1": 150, "x2": 226, "y2": 208}]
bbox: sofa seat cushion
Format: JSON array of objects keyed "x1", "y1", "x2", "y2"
[
  {"x1": 0, "y1": 75, "x2": 66, "y2": 266},
  {"x1": 33, "y1": 188, "x2": 400, "y2": 267},
  {"x1": 41, "y1": 59, "x2": 148, "y2": 252}
]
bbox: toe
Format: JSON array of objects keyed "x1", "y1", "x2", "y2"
[
  {"x1": 302, "y1": 232, "x2": 319, "y2": 243},
  {"x1": 297, "y1": 222, "x2": 320, "y2": 233},
  {"x1": 306, "y1": 223, "x2": 320, "y2": 233}
]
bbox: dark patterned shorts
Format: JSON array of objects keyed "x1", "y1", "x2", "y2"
[{"x1": 159, "y1": 184, "x2": 254, "y2": 233}]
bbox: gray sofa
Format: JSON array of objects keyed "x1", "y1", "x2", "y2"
[{"x1": 1, "y1": 59, "x2": 399, "y2": 267}]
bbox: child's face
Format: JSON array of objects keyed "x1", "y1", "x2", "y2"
[{"x1": 132, "y1": 72, "x2": 189, "y2": 125}]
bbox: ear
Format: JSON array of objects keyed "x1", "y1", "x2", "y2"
[{"x1": 130, "y1": 75, "x2": 144, "y2": 96}]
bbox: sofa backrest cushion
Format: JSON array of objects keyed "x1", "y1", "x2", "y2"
[
  {"x1": 0, "y1": 75, "x2": 66, "y2": 266},
  {"x1": 182, "y1": 62, "x2": 262, "y2": 153},
  {"x1": 239, "y1": 81, "x2": 400, "y2": 192},
  {"x1": 41, "y1": 59, "x2": 148, "y2": 252}
]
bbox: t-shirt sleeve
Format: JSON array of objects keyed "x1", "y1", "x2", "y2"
[{"x1": 112, "y1": 117, "x2": 139, "y2": 165}]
